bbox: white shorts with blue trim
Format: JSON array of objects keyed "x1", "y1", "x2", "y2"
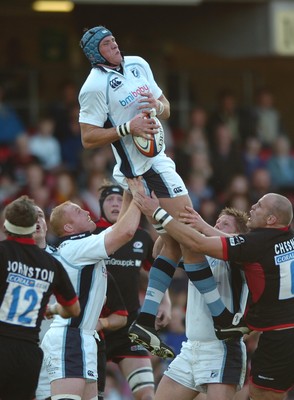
[
  {"x1": 41, "y1": 326, "x2": 98, "y2": 383},
  {"x1": 113, "y1": 156, "x2": 188, "y2": 198},
  {"x1": 164, "y1": 338, "x2": 246, "y2": 393}
]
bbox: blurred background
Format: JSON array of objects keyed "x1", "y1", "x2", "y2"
[
  {"x1": 1, "y1": 2, "x2": 294, "y2": 398},
  {"x1": 1, "y1": 0, "x2": 294, "y2": 131}
]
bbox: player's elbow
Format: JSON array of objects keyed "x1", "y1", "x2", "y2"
[
  {"x1": 125, "y1": 227, "x2": 137, "y2": 242},
  {"x1": 81, "y1": 135, "x2": 94, "y2": 149},
  {"x1": 118, "y1": 315, "x2": 127, "y2": 329}
]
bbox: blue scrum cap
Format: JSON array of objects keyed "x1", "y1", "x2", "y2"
[{"x1": 80, "y1": 26, "x2": 112, "y2": 66}]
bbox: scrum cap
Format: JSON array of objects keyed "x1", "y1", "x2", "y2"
[
  {"x1": 80, "y1": 26, "x2": 112, "y2": 66},
  {"x1": 99, "y1": 185, "x2": 123, "y2": 208},
  {"x1": 99, "y1": 185, "x2": 123, "y2": 222}
]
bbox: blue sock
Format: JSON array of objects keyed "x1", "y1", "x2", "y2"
[
  {"x1": 184, "y1": 261, "x2": 233, "y2": 325},
  {"x1": 137, "y1": 256, "x2": 177, "y2": 326}
]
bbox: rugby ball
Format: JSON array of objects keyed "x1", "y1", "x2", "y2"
[{"x1": 133, "y1": 116, "x2": 165, "y2": 158}]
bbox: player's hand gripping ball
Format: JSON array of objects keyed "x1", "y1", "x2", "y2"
[{"x1": 133, "y1": 109, "x2": 165, "y2": 157}]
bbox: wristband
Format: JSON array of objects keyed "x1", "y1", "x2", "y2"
[
  {"x1": 152, "y1": 207, "x2": 173, "y2": 227},
  {"x1": 116, "y1": 121, "x2": 131, "y2": 138},
  {"x1": 152, "y1": 223, "x2": 166, "y2": 234},
  {"x1": 156, "y1": 101, "x2": 164, "y2": 116}
]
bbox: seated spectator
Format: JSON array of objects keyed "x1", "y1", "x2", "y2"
[
  {"x1": 227, "y1": 194, "x2": 251, "y2": 213},
  {"x1": 209, "y1": 122, "x2": 244, "y2": 198},
  {"x1": 250, "y1": 167, "x2": 273, "y2": 204},
  {"x1": 175, "y1": 106, "x2": 209, "y2": 181},
  {"x1": 80, "y1": 171, "x2": 106, "y2": 220},
  {"x1": 6, "y1": 134, "x2": 40, "y2": 187},
  {"x1": 266, "y1": 135, "x2": 294, "y2": 192},
  {"x1": 222, "y1": 174, "x2": 250, "y2": 210},
  {"x1": 242, "y1": 136, "x2": 266, "y2": 179},
  {"x1": 250, "y1": 86, "x2": 285, "y2": 149},
  {"x1": 28, "y1": 116, "x2": 62, "y2": 170},
  {"x1": 59, "y1": 104, "x2": 84, "y2": 172},
  {"x1": 51, "y1": 169, "x2": 84, "y2": 207},
  {"x1": 0, "y1": 83, "x2": 26, "y2": 146},
  {"x1": 207, "y1": 88, "x2": 249, "y2": 147},
  {"x1": 186, "y1": 171, "x2": 214, "y2": 211}
]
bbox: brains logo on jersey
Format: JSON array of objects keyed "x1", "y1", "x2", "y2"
[{"x1": 133, "y1": 114, "x2": 165, "y2": 157}]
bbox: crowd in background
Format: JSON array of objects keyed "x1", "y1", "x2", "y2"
[{"x1": 1, "y1": 79, "x2": 294, "y2": 399}]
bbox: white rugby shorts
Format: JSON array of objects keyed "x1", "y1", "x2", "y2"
[
  {"x1": 164, "y1": 338, "x2": 246, "y2": 393},
  {"x1": 35, "y1": 358, "x2": 51, "y2": 400},
  {"x1": 41, "y1": 327, "x2": 98, "y2": 383},
  {"x1": 113, "y1": 156, "x2": 188, "y2": 198}
]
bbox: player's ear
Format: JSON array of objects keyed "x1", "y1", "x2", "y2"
[
  {"x1": 64, "y1": 223, "x2": 73, "y2": 233},
  {"x1": 267, "y1": 214, "x2": 277, "y2": 226}
]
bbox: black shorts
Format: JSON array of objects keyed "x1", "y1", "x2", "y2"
[
  {"x1": 250, "y1": 329, "x2": 294, "y2": 392},
  {"x1": 105, "y1": 324, "x2": 149, "y2": 363},
  {"x1": 0, "y1": 335, "x2": 43, "y2": 400}
]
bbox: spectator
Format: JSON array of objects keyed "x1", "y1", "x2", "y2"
[
  {"x1": 52, "y1": 169, "x2": 83, "y2": 206},
  {"x1": 242, "y1": 136, "x2": 266, "y2": 179},
  {"x1": 209, "y1": 122, "x2": 244, "y2": 198},
  {"x1": 28, "y1": 116, "x2": 62, "y2": 171},
  {"x1": 186, "y1": 171, "x2": 214, "y2": 211},
  {"x1": 59, "y1": 104, "x2": 84, "y2": 172},
  {"x1": 207, "y1": 88, "x2": 249, "y2": 147},
  {"x1": 0, "y1": 83, "x2": 26, "y2": 146},
  {"x1": 251, "y1": 86, "x2": 285, "y2": 149},
  {"x1": 249, "y1": 167, "x2": 273, "y2": 205},
  {"x1": 80, "y1": 171, "x2": 106, "y2": 220},
  {"x1": 222, "y1": 174, "x2": 250, "y2": 211},
  {"x1": 49, "y1": 80, "x2": 79, "y2": 141},
  {"x1": 266, "y1": 135, "x2": 294, "y2": 192}
]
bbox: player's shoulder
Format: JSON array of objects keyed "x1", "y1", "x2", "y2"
[
  {"x1": 80, "y1": 67, "x2": 107, "y2": 92},
  {"x1": 124, "y1": 55, "x2": 149, "y2": 67}
]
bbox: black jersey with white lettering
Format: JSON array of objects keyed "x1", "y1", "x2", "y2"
[
  {"x1": 0, "y1": 237, "x2": 78, "y2": 343},
  {"x1": 222, "y1": 227, "x2": 294, "y2": 330},
  {"x1": 95, "y1": 219, "x2": 154, "y2": 314}
]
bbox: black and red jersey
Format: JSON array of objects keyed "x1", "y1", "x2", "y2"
[
  {"x1": 0, "y1": 237, "x2": 78, "y2": 343},
  {"x1": 222, "y1": 226, "x2": 294, "y2": 331},
  {"x1": 95, "y1": 219, "x2": 154, "y2": 314}
]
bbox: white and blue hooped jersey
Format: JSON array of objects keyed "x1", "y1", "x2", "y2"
[
  {"x1": 50, "y1": 230, "x2": 109, "y2": 331},
  {"x1": 185, "y1": 256, "x2": 248, "y2": 342},
  {"x1": 79, "y1": 55, "x2": 169, "y2": 180}
]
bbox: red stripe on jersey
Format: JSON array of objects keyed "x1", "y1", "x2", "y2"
[
  {"x1": 221, "y1": 237, "x2": 229, "y2": 260},
  {"x1": 55, "y1": 294, "x2": 79, "y2": 306},
  {"x1": 243, "y1": 262, "x2": 265, "y2": 303},
  {"x1": 7, "y1": 236, "x2": 36, "y2": 244}
]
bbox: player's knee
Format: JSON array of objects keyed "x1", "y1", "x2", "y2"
[
  {"x1": 51, "y1": 395, "x2": 81, "y2": 400},
  {"x1": 127, "y1": 367, "x2": 155, "y2": 394}
]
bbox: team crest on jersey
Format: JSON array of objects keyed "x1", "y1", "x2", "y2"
[
  {"x1": 229, "y1": 236, "x2": 245, "y2": 246},
  {"x1": 133, "y1": 241, "x2": 144, "y2": 254},
  {"x1": 109, "y1": 77, "x2": 122, "y2": 90},
  {"x1": 131, "y1": 67, "x2": 140, "y2": 78}
]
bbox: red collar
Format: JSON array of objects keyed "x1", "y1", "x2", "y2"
[
  {"x1": 95, "y1": 218, "x2": 112, "y2": 228},
  {"x1": 7, "y1": 236, "x2": 36, "y2": 245}
]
